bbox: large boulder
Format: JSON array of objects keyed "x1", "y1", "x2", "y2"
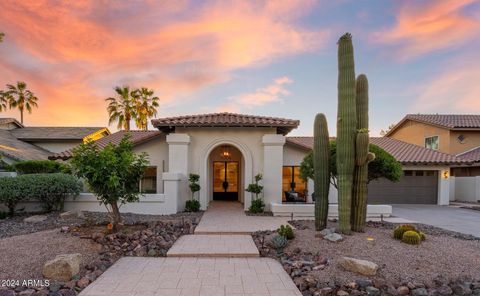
[
  {"x1": 42, "y1": 254, "x2": 82, "y2": 282},
  {"x1": 338, "y1": 257, "x2": 378, "y2": 276},
  {"x1": 23, "y1": 215, "x2": 48, "y2": 223}
]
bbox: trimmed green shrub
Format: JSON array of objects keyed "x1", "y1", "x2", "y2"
[
  {"x1": 277, "y1": 224, "x2": 295, "y2": 240},
  {"x1": 0, "y1": 176, "x2": 23, "y2": 216},
  {"x1": 185, "y1": 199, "x2": 201, "y2": 212},
  {"x1": 248, "y1": 198, "x2": 265, "y2": 214},
  {"x1": 402, "y1": 230, "x2": 421, "y2": 245},
  {"x1": 270, "y1": 235, "x2": 288, "y2": 250},
  {"x1": 13, "y1": 160, "x2": 67, "y2": 174},
  {"x1": 393, "y1": 224, "x2": 416, "y2": 240}
]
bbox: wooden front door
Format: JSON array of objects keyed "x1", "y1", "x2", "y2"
[{"x1": 213, "y1": 161, "x2": 239, "y2": 200}]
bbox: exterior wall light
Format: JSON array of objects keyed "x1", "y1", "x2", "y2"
[{"x1": 443, "y1": 170, "x2": 449, "y2": 179}]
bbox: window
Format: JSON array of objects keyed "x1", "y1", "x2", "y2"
[
  {"x1": 282, "y1": 166, "x2": 307, "y2": 202},
  {"x1": 425, "y1": 136, "x2": 439, "y2": 150},
  {"x1": 140, "y1": 167, "x2": 157, "y2": 193}
]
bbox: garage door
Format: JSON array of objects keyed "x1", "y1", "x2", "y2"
[{"x1": 367, "y1": 170, "x2": 438, "y2": 204}]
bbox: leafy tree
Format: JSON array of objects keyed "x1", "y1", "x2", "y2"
[
  {"x1": 300, "y1": 141, "x2": 402, "y2": 188},
  {"x1": 133, "y1": 87, "x2": 159, "y2": 130},
  {"x1": 70, "y1": 135, "x2": 148, "y2": 231},
  {"x1": 106, "y1": 86, "x2": 138, "y2": 131},
  {"x1": 380, "y1": 123, "x2": 396, "y2": 136},
  {"x1": 3, "y1": 81, "x2": 38, "y2": 124}
]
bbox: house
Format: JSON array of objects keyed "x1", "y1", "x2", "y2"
[
  {"x1": 385, "y1": 114, "x2": 480, "y2": 176},
  {"x1": 48, "y1": 112, "x2": 469, "y2": 217},
  {"x1": 0, "y1": 117, "x2": 110, "y2": 165}
]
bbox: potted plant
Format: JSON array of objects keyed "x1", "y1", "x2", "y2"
[
  {"x1": 185, "y1": 173, "x2": 201, "y2": 212},
  {"x1": 246, "y1": 173, "x2": 265, "y2": 213}
]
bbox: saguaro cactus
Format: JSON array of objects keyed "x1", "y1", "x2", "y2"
[
  {"x1": 352, "y1": 74, "x2": 375, "y2": 232},
  {"x1": 336, "y1": 33, "x2": 357, "y2": 234},
  {"x1": 313, "y1": 113, "x2": 330, "y2": 231}
]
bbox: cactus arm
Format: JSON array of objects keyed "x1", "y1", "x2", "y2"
[
  {"x1": 313, "y1": 113, "x2": 330, "y2": 231},
  {"x1": 336, "y1": 33, "x2": 357, "y2": 234}
]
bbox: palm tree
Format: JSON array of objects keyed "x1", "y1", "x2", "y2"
[
  {"x1": 0, "y1": 90, "x2": 7, "y2": 111},
  {"x1": 0, "y1": 32, "x2": 4, "y2": 43},
  {"x1": 106, "y1": 86, "x2": 138, "y2": 131},
  {"x1": 133, "y1": 87, "x2": 159, "y2": 130},
  {"x1": 5, "y1": 81, "x2": 38, "y2": 124}
]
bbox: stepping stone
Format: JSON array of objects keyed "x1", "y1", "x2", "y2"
[{"x1": 167, "y1": 234, "x2": 260, "y2": 257}]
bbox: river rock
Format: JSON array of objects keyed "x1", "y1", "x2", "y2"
[
  {"x1": 338, "y1": 257, "x2": 378, "y2": 276},
  {"x1": 23, "y1": 215, "x2": 47, "y2": 223},
  {"x1": 324, "y1": 233, "x2": 343, "y2": 242},
  {"x1": 42, "y1": 253, "x2": 81, "y2": 282}
]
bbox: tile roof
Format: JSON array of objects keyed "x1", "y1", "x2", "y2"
[
  {"x1": 286, "y1": 136, "x2": 472, "y2": 165},
  {"x1": 457, "y1": 146, "x2": 480, "y2": 162},
  {"x1": 0, "y1": 118, "x2": 23, "y2": 128},
  {"x1": 11, "y1": 127, "x2": 107, "y2": 141},
  {"x1": 0, "y1": 130, "x2": 52, "y2": 161},
  {"x1": 386, "y1": 114, "x2": 480, "y2": 136},
  {"x1": 151, "y1": 112, "x2": 299, "y2": 135},
  {"x1": 50, "y1": 130, "x2": 162, "y2": 160}
]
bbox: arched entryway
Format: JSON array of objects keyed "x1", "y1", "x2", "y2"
[{"x1": 199, "y1": 138, "x2": 253, "y2": 211}]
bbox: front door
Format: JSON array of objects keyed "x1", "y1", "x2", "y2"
[{"x1": 213, "y1": 161, "x2": 239, "y2": 200}]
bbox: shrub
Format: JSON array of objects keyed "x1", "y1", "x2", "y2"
[
  {"x1": 270, "y1": 235, "x2": 288, "y2": 250},
  {"x1": 402, "y1": 230, "x2": 421, "y2": 245},
  {"x1": 12, "y1": 160, "x2": 67, "y2": 174},
  {"x1": 277, "y1": 224, "x2": 295, "y2": 240},
  {"x1": 185, "y1": 199, "x2": 201, "y2": 212},
  {"x1": 0, "y1": 176, "x2": 24, "y2": 216},
  {"x1": 0, "y1": 211, "x2": 7, "y2": 219},
  {"x1": 393, "y1": 224, "x2": 416, "y2": 240},
  {"x1": 249, "y1": 198, "x2": 265, "y2": 214},
  {"x1": 21, "y1": 173, "x2": 82, "y2": 211}
]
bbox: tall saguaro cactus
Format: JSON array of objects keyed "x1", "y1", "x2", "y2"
[
  {"x1": 351, "y1": 74, "x2": 375, "y2": 232},
  {"x1": 313, "y1": 113, "x2": 330, "y2": 231},
  {"x1": 336, "y1": 33, "x2": 357, "y2": 234}
]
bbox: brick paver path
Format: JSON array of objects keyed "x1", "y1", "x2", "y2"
[
  {"x1": 195, "y1": 201, "x2": 291, "y2": 234},
  {"x1": 167, "y1": 235, "x2": 259, "y2": 257},
  {"x1": 79, "y1": 257, "x2": 301, "y2": 296}
]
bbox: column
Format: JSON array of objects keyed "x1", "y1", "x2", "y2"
[
  {"x1": 262, "y1": 134, "x2": 285, "y2": 209},
  {"x1": 165, "y1": 133, "x2": 190, "y2": 212},
  {"x1": 166, "y1": 133, "x2": 190, "y2": 175}
]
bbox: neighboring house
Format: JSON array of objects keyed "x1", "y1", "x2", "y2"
[
  {"x1": 0, "y1": 117, "x2": 110, "y2": 165},
  {"x1": 385, "y1": 114, "x2": 480, "y2": 176},
  {"x1": 49, "y1": 112, "x2": 468, "y2": 217}
]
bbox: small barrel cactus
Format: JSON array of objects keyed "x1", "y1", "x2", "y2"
[
  {"x1": 277, "y1": 225, "x2": 295, "y2": 240},
  {"x1": 419, "y1": 232, "x2": 426, "y2": 241},
  {"x1": 270, "y1": 235, "x2": 289, "y2": 250},
  {"x1": 393, "y1": 224, "x2": 416, "y2": 240},
  {"x1": 402, "y1": 230, "x2": 421, "y2": 245}
]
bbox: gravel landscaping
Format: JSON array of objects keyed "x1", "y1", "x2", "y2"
[{"x1": 254, "y1": 220, "x2": 480, "y2": 295}]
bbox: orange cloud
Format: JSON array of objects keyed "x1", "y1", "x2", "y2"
[
  {"x1": 0, "y1": 0, "x2": 327, "y2": 127},
  {"x1": 218, "y1": 76, "x2": 293, "y2": 112},
  {"x1": 374, "y1": 0, "x2": 479, "y2": 59}
]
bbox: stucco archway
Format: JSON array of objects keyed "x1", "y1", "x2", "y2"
[{"x1": 199, "y1": 137, "x2": 253, "y2": 210}]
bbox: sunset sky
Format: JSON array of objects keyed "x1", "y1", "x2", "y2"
[{"x1": 0, "y1": 0, "x2": 479, "y2": 136}]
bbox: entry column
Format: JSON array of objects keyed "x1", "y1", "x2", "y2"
[
  {"x1": 262, "y1": 134, "x2": 285, "y2": 210},
  {"x1": 166, "y1": 133, "x2": 190, "y2": 175},
  {"x1": 164, "y1": 133, "x2": 190, "y2": 212}
]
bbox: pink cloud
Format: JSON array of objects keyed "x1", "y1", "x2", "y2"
[
  {"x1": 0, "y1": 0, "x2": 327, "y2": 127},
  {"x1": 374, "y1": 0, "x2": 479, "y2": 59}
]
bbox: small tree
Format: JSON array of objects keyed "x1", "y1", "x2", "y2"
[
  {"x1": 300, "y1": 141, "x2": 402, "y2": 187},
  {"x1": 246, "y1": 173, "x2": 265, "y2": 213},
  {"x1": 186, "y1": 173, "x2": 201, "y2": 212},
  {"x1": 70, "y1": 135, "x2": 148, "y2": 231}
]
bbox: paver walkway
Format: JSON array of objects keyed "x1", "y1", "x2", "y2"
[
  {"x1": 79, "y1": 201, "x2": 302, "y2": 296},
  {"x1": 195, "y1": 201, "x2": 291, "y2": 234},
  {"x1": 80, "y1": 257, "x2": 301, "y2": 296},
  {"x1": 167, "y1": 235, "x2": 259, "y2": 257}
]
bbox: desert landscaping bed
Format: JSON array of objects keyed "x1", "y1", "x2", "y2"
[
  {"x1": 0, "y1": 211, "x2": 202, "y2": 296},
  {"x1": 254, "y1": 220, "x2": 480, "y2": 296}
]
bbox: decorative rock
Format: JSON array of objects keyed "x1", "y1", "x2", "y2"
[
  {"x1": 0, "y1": 291, "x2": 15, "y2": 296},
  {"x1": 59, "y1": 211, "x2": 76, "y2": 219},
  {"x1": 338, "y1": 257, "x2": 378, "y2": 276},
  {"x1": 366, "y1": 286, "x2": 380, "y2": 296},
  {"x1": 451, "y1": 283, "x2": 471, "y2": 296},
  {"x1": 23, "y1": 215, "x2": 48, "y2": 223},
  {"x1": 42, "y1": 254, "x2": 82, "y2": 282},
  {"x1": 346, "y1": 282, "x2": 358, "y2": 289},
  {"x1": 473, "y1": 289, "x2": 480, "y2": 296},
  {"x1": 337, "y1": 290, "x2": 349, "y2": 296},
  {"x1": 18, "y1": 289, "x2": 35, "y2": 296},
  {"x1": 411, "y1": 288, "x2": 428, "y2": 296},
  {"x1": 324, "y1": 233, "x2": 343, "y2": 242},
  {"x1": 319, "y1": 228, "x2": 335, "y2": 236},
  {"x1": 49, "y1": 283, "x2": 62, "y2": 293},
  {"x1": 397, "y1": 286, "x2": 410, "y2": 295},
  {"x1": 76, "y1": 277, "x2": 89, "y2": 289},
  {"x1": 355, "y1": 279, "x2": 373, "y2": 289},
  {"x1": 318, "y1": 287, "x2": 333, "y2": 296},
  {"x1": 436, "y1": 285, "x2": 453, "y2": 295},
  {"x1": 60, "y1": 226, "x2": 70, "y2": 233},
  {"x1": 147, "y1": 249, "x2": 157, "y2": 257}
]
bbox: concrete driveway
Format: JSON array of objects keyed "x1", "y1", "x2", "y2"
[{"x1": 392, "y1": 204, "x2": 480, "y2": 238}]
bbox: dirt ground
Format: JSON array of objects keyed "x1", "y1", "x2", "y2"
[
  {"x1": 265, "y1": 221, "x2": 480, "y2": 285},
  {"x1": 0, "y1": 229, "x2": 102, "y2": 281}
]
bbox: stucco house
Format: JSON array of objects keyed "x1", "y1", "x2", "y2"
[
  {"x1": 45, "y1": 112, "x2": 469, "y2": 217},
  {"x1": 0, "y1": 117, "x2": 110, "y2": 166}
]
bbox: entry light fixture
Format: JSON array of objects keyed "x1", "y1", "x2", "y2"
[
  {"x1": 220, "y1": 145, "x2": 231, "y2": 160},
  {"x1": 443, "y1": 170, "x2": 449, "y2": 179}
]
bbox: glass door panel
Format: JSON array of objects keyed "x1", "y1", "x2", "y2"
[{"x1": 226, "y1": 162, "x2": 238, "y2": 192}]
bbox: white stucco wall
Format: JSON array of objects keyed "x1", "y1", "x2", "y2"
[
  {"x1": 133, "y1": 135, "x2": 168, "y2": 194},
  {"x1": 454, "y1": 176, "x2": 480, "y2": 202},
  {"x1": 31, "y1": 141, "x2": 82, "y2": 153}
]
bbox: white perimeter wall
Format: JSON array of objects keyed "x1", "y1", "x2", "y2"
[{"x1": 454, "y1": 176, "x2": 480, "y2": 203}]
